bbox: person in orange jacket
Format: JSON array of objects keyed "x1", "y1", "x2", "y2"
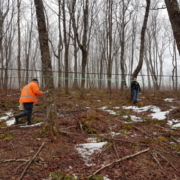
[{"x1": 14, "y1": 78, "x2": 45, "y2": 125}]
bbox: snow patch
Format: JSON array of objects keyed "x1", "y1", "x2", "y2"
[
  {"x1": 164, "y1": 98, "x2": 174, "y2": 102},
  {"x1": 76, "y1": 141, "x2": 107, "y2": 166}
]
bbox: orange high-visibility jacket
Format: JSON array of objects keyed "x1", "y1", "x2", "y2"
[{"x1": 19, "y1": 81, "x2": 44, "y2": 104}]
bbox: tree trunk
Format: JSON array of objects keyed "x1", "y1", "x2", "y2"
[
  {"x1": 107, "y1": 0, "x2": 113, "y2": 99},
  {"x1": 132, "y1": 0, "x2": 150, "y2": 78},
  {"x1": 34, "y1": 0, "x2": 58, "y2": 135},
  {"x1": 165, "y1": 0, "x2": 180, "y2": 55},
  {"x1": 0, "y1": 10, "x2": 3, "y2": 89},
  {"x1": 17, "y1": 0, "x2": 22, "y2": 89},
  {"x1": 62, "y1": 0, "x2": 70, "y2": 95}
]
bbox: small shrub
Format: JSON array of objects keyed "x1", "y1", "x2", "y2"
[
  {"x1": 170, "y1": 143, "x2": 180, "y2": 152},
  {"x1": 0, "y1": 134, "x2": 14, "y2": 141},
  {"x1": 121, "y1": 125, "x2": 132, "y2": 130},
  {"x1": 139, "y1": 138, "x2": 153, "y2": 144},
  {"x1": 157, "y1": 136, "x2": 167, "y2": 142},
  {"x1": 89, "y1": 175, "x2": 104, "y2": 180},
  {"x1": 33, "y1": 117, "x2": 44, "y2": 123},
  {"x1": 0, "y1": 120, "x2": 7, "y2": 128},
  {"x1": 50, "y1": 170, "x2": 77, "y2": 180},
  {"x1": 39, "y1": 124, "x2": 51, "y2": 135},
  {"x1": 119, "y1": 129, "x2": 128, "y2": 136}
]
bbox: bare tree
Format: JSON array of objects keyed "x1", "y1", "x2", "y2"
[
  {"x1": 62, "y1": 0, "x2": 71, "y2": 94},
  {"x1": 34, "y1": 0, "x2": 58, "y2": 135},
  {"x1": 17, "y1": 0, "x2": 22, "y2": 88},
  {"x1": 24, "y1": 1, "x2": 34, "y2": 85},
  {"x1": 132, "y1": 0, "x2": 150, "y2": 78},
  {"x1": 70, "y1": 0, "x2": 89, "y2": 99},
  {"x1": 0, "y1": 0, "x2": 10, "y2": 88},
  {"x1": 118, "y1": 0, "x2": 132, "y2": 90}
]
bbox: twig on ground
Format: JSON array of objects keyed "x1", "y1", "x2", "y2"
[
  {"x1": 113, "y1": 142, "x2": 119, "y2": 158},
  {"x1": 13, "y1": 162, "x2": 28, "y2": 173},
  {"x1": 88, "y1": 148, "x2": 149, "y2": 178},
  {"x1": 18, "y1": 142, "x2": 46, "y2": 180},
  {"x1": 113, "y1": 142, "x2": 127, "y2": 180},
  {"x1": 151, "y1": 152, "x2": 162, "y2": 170},
  {"x1": 104, "y1": 137, "x2": 147, "y2": 146},
  {"x1": 157, "y1": 151, "x2": 179, "y2": 172},
  {"x1": 79, "y1": 121, "x2": 84, "y2": 132},
  {"x1": 0, "y1": 159, "x2": 29, "y2": 164}
]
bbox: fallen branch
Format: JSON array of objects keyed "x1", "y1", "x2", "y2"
[
  {"x1": 88, "y1": 148, "x2": 149, "y2": 178},
  {"x1": 18, "y1": 142, "x2": 45, "y2": 180},
  {"x1": 157, "y1": 151, "x2": 179, "y2": 172},
  {"x1": 151, "y1": 152, "x2": 162, "y2": 170},
  {"x1": 0, "y1": 159, "x2": 29, "y2": 164},
  {"x1": 104, "y1": 137, "x2": 147, "y2": 146},
  {"x1": 113, "y1": 142, "x2": 127, "y2": 180}
]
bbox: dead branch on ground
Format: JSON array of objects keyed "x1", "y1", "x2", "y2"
[
  {"x1": 88, "y1": 148, "x2": 149, "y2": 178},
  {"x1": 156, "y1": 151, "x2": 179, "y2": 172},
  {"x1": 0, "y1": 159, "x2": 29, "y2": 164},
  {"x1": 18, "y1": 142, "x2": 45, "y2": 180}
]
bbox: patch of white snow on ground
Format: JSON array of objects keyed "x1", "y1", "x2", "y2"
[
  {"x1": 104, "y1": 110, "x2": 116, "y2": 115},
  {"x1": 6, "y1": 119, "x2": 15, "y2": 126},
  {"x1": 20, "y1": 122, "x2": 43, "y2": 127},
  {"x1": 76, "y1": 141, "x2": 107, "y2": 166},
  {"x1": 0, "y1": 111, "x2": 15, "y2": 125},
  {"x1": 104, "y1": 177, "x2": 111, "y2": 180},
  {"x1": 150, "y1": 111, "x2": 169, "y2": 120},
  {"x1": 168, "y1": 119, "x2": 180, "y2": 128},
  {"x1": 99, "y1": 106, "x2": 108, "y2": 110},
  {"x1": 164, "y1": 98, "x2": 174, "y2": 102},
  {"x1": 113, "y1": 107, "x2": 120, "y2": 109},
  {"x1": 0, "y1": 116, "x2": 9, "y2": 121},
  {"x1": 172, "y1": 123, "x2": 180, "y2": 128},
  {"x1": 122, "y1": 105, "x2": 170, "y2": 120},
  {"x1": 122, "y1": 105, "x2": 163, "y2": 113},
  {"x1": 130, "y1": 115, "x2": 143, "y2": 122},
  {"x1": 109, "y1": 132, "x2": 121, "y2": 136}
]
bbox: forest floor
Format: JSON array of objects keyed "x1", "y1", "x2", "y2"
[{"x1": 0, "y1": 88, "x2": 180, "y2": 180}]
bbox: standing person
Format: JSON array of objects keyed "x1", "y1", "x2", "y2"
[
  {"x1": 131, "y1": 77, "x2": 141, "y2": 104},
  {"x1": 14, "y1": 78, "x2": 45, "y2": 125}
]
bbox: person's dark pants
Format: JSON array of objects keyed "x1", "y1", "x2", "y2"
[
  {"x1": 132, "y1": 89, "x2": 138, "y2": 104},
  {"x1": 23, "y1": 102, "x2": 33, "y2": 117},
  {"x1": 14, "y1": 102, "x2": 33, "y2": 125}
]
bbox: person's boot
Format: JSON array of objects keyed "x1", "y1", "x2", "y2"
[
  {"x1": 27, "y1": 116, "x2": 32, "y2": 125},
  {"x1": 14, "y1": 112, "x2": 25, "y2": 125}
]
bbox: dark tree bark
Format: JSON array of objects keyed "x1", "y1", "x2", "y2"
[
  {"x1": 34, "y1": 0, "x2": 58, "y2": 135},
  {"x1": 0, "y1": 0, "x2": 10, "y2": 88},
  {"x1": 164, "y1": 0, "x2": 180, "y2": 56},
  {"x1": 62, "y1": 0, "x2": 70, "y2": 95},
  {"x1": 107, "y1": 0, "x2": 113, "y2": 99},
  {"x1": 17, "y1": 0, "x2": 21, "y2": 88},
  {"x1": 70, "y1": 0, "x2": 89, "y2": 99},
  {"x1": 132, "y1": 0, "x2": 150, "y2": 78}
]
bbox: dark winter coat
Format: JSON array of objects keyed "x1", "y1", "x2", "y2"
[{"x1": 131, "y1": 81, "x2": 141, "y2": 91}]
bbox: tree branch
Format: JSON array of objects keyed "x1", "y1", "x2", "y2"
[
  {"x1": 18, "y1": 142, "x2": 45, "y2": 180},
  {"x1": 88, "y1": 148, "x2": 149, "y2": 178}
]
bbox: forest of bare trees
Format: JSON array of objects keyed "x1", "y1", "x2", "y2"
[{"x1": 0, "y1": 0, "x2": 180, "y2": 92}]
